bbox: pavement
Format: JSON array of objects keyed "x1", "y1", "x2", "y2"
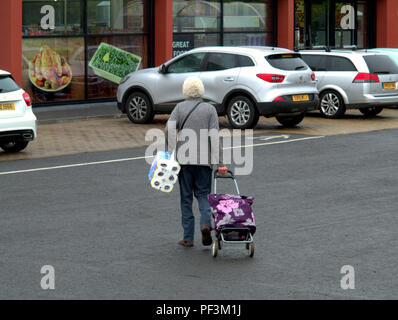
[
  {"x1": 2, "y1": 102, "x2": 398, "y2": 162},
  {"x1": 33, "y1": 101, "x2": 122, "y2": 123}
]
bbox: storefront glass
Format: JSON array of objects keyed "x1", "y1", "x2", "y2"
[
  {"x1": 87, "y1": 0, "x2": 147, "y2": 34},
  {"x1": 294, "y1": 0, "x2": 372, "y2": 49},
  {"x1": 22, "y1": 0, "x2": 150, "y2": 105},
  {"x1": 22, "y1": 37, "x2": 85, "y2": 103},
  {"x1": 87, "y1": 35, "x2": 148, "y2": 99},
  {"x1": 23, "y1": 0, "x2": 83, "y2": 36},
  {"x1": 173, "y1": 0, "x2": 275, "y2": 57}
]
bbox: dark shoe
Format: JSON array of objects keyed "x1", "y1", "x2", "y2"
[
  {"x1": 201, "y1": 225, "x2": 212, "y2": 246},
  {"x1": 178, "y1": 239, "x2": 194, "y2": 247}
]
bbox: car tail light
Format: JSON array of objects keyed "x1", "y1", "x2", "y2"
[
  {"x1": 23, "y1": 92, "x2": 32, "y2": 106},
  {"x1": 273, "y1": 96, "x2": 284, "y2": 102},
  {"x1": 311, "y1": 72, "x2": 316, "y2": 81},
  {"x1": 353, "y1": 72, "x2": 379, "y2": 83},
  {"x1": 257, "y1": 74, "x2": 285, "y2": 83}
]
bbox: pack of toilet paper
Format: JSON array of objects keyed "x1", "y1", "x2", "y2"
[{"x1": 148, "y1": 151, "x2": 181, "y2": 193}]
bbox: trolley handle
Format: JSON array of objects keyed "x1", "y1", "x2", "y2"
[{"x1": 213, "y1": 170, "x2": 240, "y2": 195}]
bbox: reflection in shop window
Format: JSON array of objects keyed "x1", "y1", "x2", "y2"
[
  {"x1": 87, "y1": 0, "x2": 146, "y2": 34},
  {"x1": 23, "y1": 0, "x2": 83, "y2": 36},
  {"x1": 223, "y1": 0, "x2": 273, "y2": 32},
  {"x1": 173, "y1": 0, "x2": 221, "y2": 32}
]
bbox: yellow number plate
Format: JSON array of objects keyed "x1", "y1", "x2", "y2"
[
  {"x1": 0, "y1": 103, "x2": 15, "y2": 111},
  {"x1": 383, "y1": 82, "x2": 397, "y2": 89},
  {"x1": 292, "y1": 94, "x2": 309, "y2": 102}
]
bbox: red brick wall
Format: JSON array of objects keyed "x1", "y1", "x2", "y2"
[
  {"x1": 277, "y1": 0, "x2": 295, "y2": 50},
  {"x1": 154, "y1": 0, "x2": 173, "y2": 66},
  {"x1": 0, "y1": 0, "x2": 22, "y2": 85},
  {"x1": 377, "y1": 0, "x2": 398, "y2": 48}
]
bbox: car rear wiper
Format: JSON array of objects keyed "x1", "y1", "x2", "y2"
[
  {"x1": 374, "y1": 71, "x2": 390, "y2": 74},
  {"x1": 295, "y1": 66, "x2": 306, "y2": 70}
]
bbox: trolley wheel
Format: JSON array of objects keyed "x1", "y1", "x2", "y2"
[
  {"x1": 211, "y1": 239, "x2": 219, "y2": 258},
  {"x1": 248, "y1": 242, "x2": 255, "y2": 258}
]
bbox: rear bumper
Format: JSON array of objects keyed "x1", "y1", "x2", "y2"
[
  {"x1": 0, "y1": 111, "x2": 37, "y2": 142},
  {"x1": 257, "y1": 94, "x2": 319, "y2": 116},
  {"x1": 0, "y1": 130, "x2": 35, "y2": 143},
  {"x1": 348, "y1": 94, "x2": 398, "y2": 108}
]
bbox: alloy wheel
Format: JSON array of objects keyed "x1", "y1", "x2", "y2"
[
  {"x1": 320, "y1": 92, "x2": 340, "y2": 116},
  {"x1": 230, "y1": 100, "x2": 251, "y2": 126},
  {"x1": 128, "y1": 96, "x2": 148, "y2": 121}
]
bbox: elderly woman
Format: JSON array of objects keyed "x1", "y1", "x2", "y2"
[{"x1": 165, "y1": 77, "x2": 227, "y2": 248}]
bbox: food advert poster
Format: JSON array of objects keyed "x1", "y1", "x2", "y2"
[
  {"x1": 22, "y1": 38, "x2": 85, "y2": 103},
  {"x1": 86, "y1": 36, "x2": 145, "y2": 100}
]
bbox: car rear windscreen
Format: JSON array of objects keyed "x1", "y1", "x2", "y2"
[
  {"x1": 0, "y1": 75, "x2": 20, "y2": 93},
  {"x1": 364, "y1": 55, "x2": 398, "y2": 74},
  {"x1": 266, "y1": 54, "x2": 308, "y2": 71}
]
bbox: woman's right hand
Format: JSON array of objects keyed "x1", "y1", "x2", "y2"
[{"x1": 218, "y1": 166, "x2": 228, "y2": 175}]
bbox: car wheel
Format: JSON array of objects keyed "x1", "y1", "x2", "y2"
[
  {"x1": 319, "y1": 90, "x2": 346, "y2": 118},
  {"x1": 0, "y1": 141, "x2": 29, "y2": 153},
  {"x1": 359, "y1": 106, "x2": 383, "y2": 117},
  {"x1": 227, "y1": 96, "x2": 258, "y2": 129},
  {"x1": 125, "y1": 92, "x2": 154, "y2": 124},
  {"x1": 276, "y1": 113, "x2": 305, "y2": 127}
]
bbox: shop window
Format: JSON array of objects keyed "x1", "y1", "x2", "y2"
[
  {"x1": 22, "y1": 37, "x2": 86, "y2": 103},
  {"x1": 87, "y1": 0, "x2": 146, "y2": 34},
  {"x1": 223, "y1": 32, "x2": 270, "y2": 46},
  {"x1": 87, "y1": 35, "x2": 148, "y2": 99},
  {"x1": 223, "y1": 0, "x2": 273, "y2": 33},
  {"x1": 173, "y1": 0, "x2": 274, "y2": 57},
  {"x1": 23, "y1": 0, "x2": 83, "y2": 36},
  {"x1": 173, "y1": 0, "x2": 221, "y2": 33},
  {"x1": 22, "y1": 0, "x2": 150, "y2": 105}
]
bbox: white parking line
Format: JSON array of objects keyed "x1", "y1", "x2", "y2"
[{"x1": 0, "y1": 136, "x2": 324, "y2": 176}]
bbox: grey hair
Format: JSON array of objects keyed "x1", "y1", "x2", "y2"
[{"x1": 182, "y1": 77, "x2": 205, "y2": 99}]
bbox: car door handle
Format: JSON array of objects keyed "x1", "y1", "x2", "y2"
[{"x1": 223, "y1": 77, "x2": 235, "y2": 82}]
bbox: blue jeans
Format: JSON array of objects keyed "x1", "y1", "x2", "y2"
[{"x1": 178, "y1": 165, "x2": 213, "y2": 242}]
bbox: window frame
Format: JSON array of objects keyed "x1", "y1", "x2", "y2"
[{"x1": 22, "y1": 0, "x2": 154, "y2": 106}]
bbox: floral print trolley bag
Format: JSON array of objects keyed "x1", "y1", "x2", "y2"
[{"x1": 208, "y1": 170, "x2": 256, "y2": 258}]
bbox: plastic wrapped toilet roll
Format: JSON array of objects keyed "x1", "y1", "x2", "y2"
[
  {"x1": 166, "y1": 172, "x2": 178, "y2": 184},
  {"x1": 153, "y1": 167, "x2": 166, "y2": 179},
  {"x1": 160, "y1": 183, "x2": 174, "y2": 193},
  {"x1": 148, "y1": 150, "x2": 180, "y2": 193}
]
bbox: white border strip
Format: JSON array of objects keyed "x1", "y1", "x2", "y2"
[{"x1": 0, "y1": 136, "x2": 324, "y2": 176}]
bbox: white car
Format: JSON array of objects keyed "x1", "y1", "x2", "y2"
[{"x1": 0, "y1": 70, "x2": 37, "y2": 153}]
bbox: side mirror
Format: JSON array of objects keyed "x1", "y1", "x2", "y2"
[{"x1": 159, "y1": 64, "x2": 167, "y2": 74}]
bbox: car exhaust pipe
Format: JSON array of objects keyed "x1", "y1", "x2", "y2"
[{"x1": 22, "y1": 133, "x2": 33, "y2": 140}]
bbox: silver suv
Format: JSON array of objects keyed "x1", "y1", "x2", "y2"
[
  {"x1": 117, "y1": 46, "x2": 319, "y2": 129},
  {"x1": 300, "y1": 50, "x2": 398, "y2": 118}
]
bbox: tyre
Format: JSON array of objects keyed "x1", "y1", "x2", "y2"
[
  {"x1": 227, "y1": 96, "x2": 258, "y2": 129},
  {"x1": 211, "y1": 239, "x2": 219, "y2": 258},
  {"x1": 248, "y1": 242, "x2": 255, "y2": 258},
  {"x1": 0, "y1": 141, "x2": 29, "y2": 153},
  {"x1": 276, "y1": 113, "x2": 305, "y2": 127},
  {"x1": 125, "y1": 92, "x2": 154, "y2": 124},
  {"x1": 359, "y1": 106, "x2": 383, "y2": 117},
  {"x1": 319, "y1": 90, "x2": 346, "y2": 118}
]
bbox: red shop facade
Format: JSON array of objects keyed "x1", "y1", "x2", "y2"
[{"x1": 0, "y1": 0, "x2": 397, "y2": 106}]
